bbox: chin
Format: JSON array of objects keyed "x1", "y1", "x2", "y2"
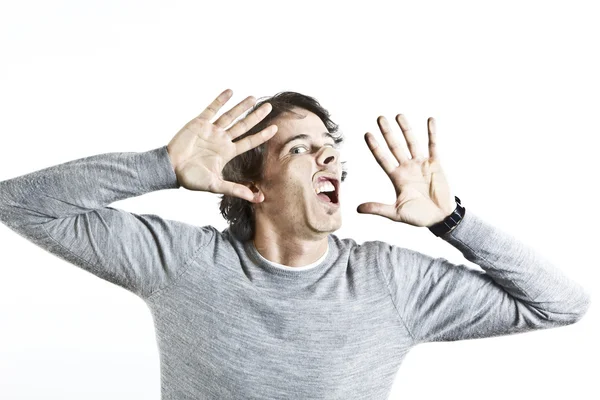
[
  {"x1": 313, "y1": 218, "x2": 342, "y2": 234},
  {"x1": 331, "y1": 218, "x2": 342, "y2": 232}
]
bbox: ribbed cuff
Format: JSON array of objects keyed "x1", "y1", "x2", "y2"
[
  {"x1": 136, "y1": 145, "x2": 180, "y2": 192},
  {"x1": 441, "y1": 209, "x2": 476, "y2": 242},
  {"x1": 441, "y1": 210, "x2": 494, "y2": 252}
]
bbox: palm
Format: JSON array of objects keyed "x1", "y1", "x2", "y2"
[
  {"x1": 389, "y1": 156, "x2": 452, "y2": 227},
  {"x1": 174, "y1": 121, "x2": 238, "y2": 191},
  {"x1": 167, "y1": 89, "x2": 277, "y2": 201},
  {"x1": 358, "y1": 114, "x2": 455, "y2": 227}
]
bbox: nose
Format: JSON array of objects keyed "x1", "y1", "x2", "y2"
[{"x1": 317, "y1": 146, "x2": 339, "y2": 167}]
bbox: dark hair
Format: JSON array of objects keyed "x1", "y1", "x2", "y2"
[{"x1": 218, "y1": 91, "x2": 347, "y2": 242}]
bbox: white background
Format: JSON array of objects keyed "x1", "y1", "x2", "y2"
[{"x1": 0, "y1": 1, "x2": 598, "y2": 399}]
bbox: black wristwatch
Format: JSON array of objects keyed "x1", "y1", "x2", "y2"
[{"x1": 428, "y1": 196, "x2": 465, "y2": 237}]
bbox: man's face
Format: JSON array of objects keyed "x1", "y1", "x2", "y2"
[{"x1": 254, "y1": 108, "x2": 342, "y2": 240}]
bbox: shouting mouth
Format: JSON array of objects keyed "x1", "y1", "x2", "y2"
[{"x1": 314, "y1": 176, "x2": 340, "y2": 205}]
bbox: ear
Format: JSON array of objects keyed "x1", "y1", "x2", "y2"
[{"x1": 241, "y1": 181, "x2": 265, "y2": 203}]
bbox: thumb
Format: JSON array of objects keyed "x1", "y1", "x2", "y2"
[
  {"x1": 357, "y1": 202, "x2": 397, "y2": 220},
  {"x1": 216, "y1": 180, "x2": 264, "y2": 203}
]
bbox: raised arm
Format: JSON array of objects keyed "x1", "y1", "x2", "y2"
[
  {"x1": 376, "y1": 210, "x2": 590, "y2": 344},
  {"x1": 358, "y1": 113, "x2": 590, "y2": 344},
  {"x1": 0, "y1": 89, "x2": 277, "y2": 299}
]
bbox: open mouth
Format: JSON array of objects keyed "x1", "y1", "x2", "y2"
[{"x1": 314, "y1": 177, "x2": 340, "y2": 205}]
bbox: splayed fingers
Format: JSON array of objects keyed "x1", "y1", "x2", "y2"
[
  {"x1": 196, "y1": 89, "x2": 234, "y2": 121},
  {"x1": 366, "y1": 114, "x2": 439, "y2": 174},
  {"x1": 227, "y1": 102, "x2": 275, "y2": 140},
  {"x1": 213, "y1": 95, "x2": 257, "y2": 129},
  {"x1": 364, "y1": 131, "x2": 396, "y2": 176}
]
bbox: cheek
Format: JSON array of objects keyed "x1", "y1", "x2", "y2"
[{"x1": 265, "y1": 158, "x2": 314, "y2": 197}]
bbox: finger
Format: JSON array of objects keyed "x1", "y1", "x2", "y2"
[
  {"x1": 364, "y1": 132, "x2": 396, "y2": 176},
  {"x1": 213, "y1": 95, "x2": 256, "y2": 129},
  {"x1": 427, "y1": 117, "x2": 439, "y2": 160},
  {"x1": 214, "y1": 179, "x2": 264, "y2": 203},
  {"x1": 196, "y1": 89, "x2": 233, "y2": 120},
  {"x1": 377, "y1": 116, "x2": 409, "y2": 164},
  {"x1": 234, "y1": 124, "x2": 278, "y2": 155},
  {"x1": 395, "y1": 114, "x2": 421, "y2": 159},
  {"x1": 356, "y1": 202, "x2": 397, "y2": 220},
  {"x1": 227, "y1": 102, "x2": 273, "y2": 140}
]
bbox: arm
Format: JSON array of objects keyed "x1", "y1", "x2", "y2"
[
  {"x1": 358, "y1": 113, "x2": 590, "y2": 344},
  {"x1": 0, "y1": 145, "x2": 213, "y2": 299},
  {"x1": 377, "y1": 209, "x2": 591, "y2": 345},
  {"x1": 0, "y1": 88, "x2": 278, "y2": 299}
]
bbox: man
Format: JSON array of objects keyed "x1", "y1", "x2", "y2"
[{"x1": 0, "y1": 88, "x2": 590, "y2": 399}]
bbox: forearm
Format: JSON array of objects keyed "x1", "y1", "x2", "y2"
[{"x1": 442, "y1": 210, "x2": 591, "y2": 324}]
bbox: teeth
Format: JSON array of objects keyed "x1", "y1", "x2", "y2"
[{"x1": 315, "y1": 180, "x2": 335, "y2": 194}]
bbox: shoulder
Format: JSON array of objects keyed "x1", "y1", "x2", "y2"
[
  {"x1": 331, "y1": 234, "x2": 436, "y2": 271},
  {"x1": 329, "y1": 234, "x2": 411, "y2": 265}
]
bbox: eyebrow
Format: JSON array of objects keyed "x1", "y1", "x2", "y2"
[{"x1": 280, "y1": 132, "x2": 338, "y2": 149}]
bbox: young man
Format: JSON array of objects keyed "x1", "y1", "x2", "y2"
[{"x1": 0, "y1": 89, "x2": 590, "y2": 399}]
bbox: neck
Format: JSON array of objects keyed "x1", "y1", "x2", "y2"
[{"x1": 253, "y1": 225, "x2": 329, "y2": 268}]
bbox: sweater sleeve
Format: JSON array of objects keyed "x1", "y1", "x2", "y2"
[
  {"x1": 0, "y1": 145, "x2": 214, "y2": 299},
  {"x1": 376, "y1": 209, "x2": 591, "y2": 345}
]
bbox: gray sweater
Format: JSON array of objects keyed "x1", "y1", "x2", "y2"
[{"x1": 0, "y1": 145, "x2": 591, "y2": 399}]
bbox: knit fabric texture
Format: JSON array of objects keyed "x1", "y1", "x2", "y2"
[{"x1": 0, "y1": 145, "x2": 590, "y2": 399}]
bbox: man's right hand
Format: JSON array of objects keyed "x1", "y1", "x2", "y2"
[{"x1": 166, "y1": 89, "x2": 277, "y2": 203}]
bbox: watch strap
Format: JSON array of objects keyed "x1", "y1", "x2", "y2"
[{"x1": 428, "y1": 196, "x2": 465, "y2": 237}]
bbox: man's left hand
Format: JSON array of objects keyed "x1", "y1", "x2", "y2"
[{"x1": 357, "y1": 114, "x2": 456, "y2": 228}]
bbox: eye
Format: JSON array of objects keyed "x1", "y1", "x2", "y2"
[
  {"x1": 290, "y1": 143, "x2": 336, "y2": 155},
  {"x1": 290, "y1": 146, "x2": 308, "y2": 154}
]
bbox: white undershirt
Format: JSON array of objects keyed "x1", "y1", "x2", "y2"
[{"x1": 253, "y1": 242, "x2": 329, "y2": 271}]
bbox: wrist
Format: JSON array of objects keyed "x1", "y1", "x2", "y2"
[
  {"x1": 427, "y1": 200, "x2": 457, "y2": 227},
  {"x1": 166, "y1": 145, "x2": 178, "y2": 170},
  {"x1": 427, "y1": 196, "x2": 465, "y2": 237}
]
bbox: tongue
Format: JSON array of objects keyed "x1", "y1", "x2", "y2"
[{"x1": 317, "y1": 193, "x2": 331, "y2": 203}]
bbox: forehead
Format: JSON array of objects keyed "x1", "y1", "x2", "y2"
[{"x1": 270, "y1": 108, "x2": 329, "y2": 148}]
